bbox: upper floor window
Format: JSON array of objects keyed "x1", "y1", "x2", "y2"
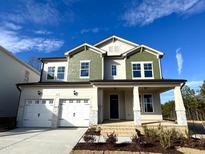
[
  {"x1": 57, "y1": 66, "x2": 65, "y2": 80},
  {"x1": 144, "y1": 94, "x2": 154, "y2": 112},
  {"x1": 111, "y1": 65, "x2": 117, "y2": 76},
  {"x1": 144, "y1": 63, "x2": 153, "y2": 78},
  {"x1": 47, "y1": 67, "x2": 55, "y2": 80},
  {"x1": 132, "y1": 63, "x2": 141, "y2": 78},
  {"x1": 80, "y1": 61, "x2": 90, "y2": 78},
  {"x1": 132, "y1": 62, "x2": 153, "y2": 79}
]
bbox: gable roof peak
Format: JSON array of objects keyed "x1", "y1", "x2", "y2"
[{"x1": 94, "y1": 35, "x2": 139, "y2": 47}]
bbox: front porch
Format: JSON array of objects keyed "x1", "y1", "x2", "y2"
[{"x1": 92, "y1": 80, "x2": 188, "y2": 133}]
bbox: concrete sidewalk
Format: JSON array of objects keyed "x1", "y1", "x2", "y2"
[{"x1": 0, "y1": 128, "x2": 86, "y2": 154}]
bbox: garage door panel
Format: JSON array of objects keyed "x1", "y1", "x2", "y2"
[
  {"x1": 23, "y1": 99, "x2": 54, "y2": 127},
  {"x1": 59, "y1": 99, "x2": 90, "y2": 127}
]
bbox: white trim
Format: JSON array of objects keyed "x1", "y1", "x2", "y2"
[
  {"x1": 109, "y1": 93, "x2": 120, "y2": 120},
  {"x1": 102, "y1": 56, "x2": 104, "y2": 80},
  {"x1": 158, "y1": 58, "x2": 162, "y2": 79},
  {"x1": 94, "y1": 35, "x2": 139, "y2": 47},
  {"x1": 122, "y1": 45, "x2": 164, "y2": 57},
  {"x1": 79, "y1": 60, "x2": 90, "y2": 79},
  {"x1": 143, "y1": 93, "x2": 154, "y2": 113},
  {"x1": 64, "y1": 43, "x2": 106, "y2": 56},
  {"x1": 131, "y1": 61, "x2": 154, "y2": 79},
  {"x1": 111, "y1": 64, "x2": 117, "y2": 76}
]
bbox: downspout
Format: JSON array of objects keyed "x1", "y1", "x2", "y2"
[
  {"x1": 180, "y1": 81, "x2": 186, "y2": 90},
  {"x1": 39, "y1": 60, "x2": 44, "y2": 82},
  {"x1": 15, "y1": 84, "x2": 22, "y2": 128}
]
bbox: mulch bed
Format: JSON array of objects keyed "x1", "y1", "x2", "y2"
[
  {"x1": 73, "y1": 142, "x2": 182, "y2": 153},
  {"x1": 73, "y1": 138, "x2": 205, "y2": 153}
]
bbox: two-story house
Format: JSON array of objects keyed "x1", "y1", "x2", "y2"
[{"x1": 16, "y1": 36, "x2": 187, "y2": 131}]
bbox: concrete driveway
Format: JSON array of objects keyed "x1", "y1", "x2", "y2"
[{"x1": 0, "y1": 128, "x2": 86, "y2": 154}]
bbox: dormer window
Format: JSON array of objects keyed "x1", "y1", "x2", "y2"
[
  {"x1": 111, "y1": 65, "x2": 117, "y2": 76},
  {"x1": 80, "y1": 60, "x2": 90, "y2": 78},
  {"x1": 132, "y1": 62, "x2": 153, "y2": 79},
  {"x1": 47, "y1": 67, "x2": 55, "y2": 80}
]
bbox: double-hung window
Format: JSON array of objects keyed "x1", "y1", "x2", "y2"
[
  {"x1": 80, "y1": 61, "x2": 90, "y2": 78},
  {"x1": 132, "y1": 63, "x2": 141, "y2": 78},
  {"x1": 57, "y1": 66, "x2": 65, "y2": 80},
  {"x1": 47, "y1": 67, "x2": 55, "y2": 80},
  {"x1": 132, "y1": 62, "x2": 153, "y2": 79},
  {"x1": 111, "y1": 65, "x2": 117, "y2": 76},
  {"x1": 144, "y1": 63, "x2": 153, "y2": 78},
  {"x1": 144, "y1": 94, "x2": 154, "y2": 112}
]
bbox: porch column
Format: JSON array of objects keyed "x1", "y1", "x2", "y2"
[
  {"x1": 90, "y1": 86, "x2": 98, "y2": 125},
  {"x1": 174, "y1": 86, "x2": 187, "y2": 125},
  {"x1": 133, "y1": 86, "x2": 141, "y2": 126}
]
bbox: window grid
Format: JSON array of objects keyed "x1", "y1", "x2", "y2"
[
  {"x1": 144, "y1": 94, "x2": 154, "y2": 112},
  {"x1": 57, "y1": 66, "x2": 65, "y2": 80},
  {"x1": 111, "y1": 65, "x2": 117, "y2": 76},
  {"x1": 80, "y1": 62, "x2": 89, "y2": 78},
  {"x1": 47, "y1": 67, "x2": 55, "y2": 80},
  {"x1": 132, "y1": 63, "x2": 141, "y2": 78}
]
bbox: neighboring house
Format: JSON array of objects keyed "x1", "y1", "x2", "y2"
[
  {"x1": 0, "y1": 46, "x2": 40, "y2": 125},
  {"x1": 16, "y1": 36, "x2": 187, "y2": 130}
]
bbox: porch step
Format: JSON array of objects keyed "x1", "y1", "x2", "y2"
[{"x1": 98, "y1": 124, "x2": 137, "y2": 137}]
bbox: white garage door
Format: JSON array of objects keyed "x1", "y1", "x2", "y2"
[
  {"x1": 23, "y1": 99, "x2": 54, "y2": 127},
  {"x1": 59, "y1": 99, "x2": 90, "y2": 127}
]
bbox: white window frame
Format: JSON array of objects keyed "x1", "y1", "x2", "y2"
[
  {"x1": 131, "y1": 61, "x2": 154, "y2": 79},
  {"x1": 80, "y1": 60, "x2": 90, "y2": 79},
  {"x1": 57, "y1": 66, "x2": 65, "y2": 80},
  {"x1": 143, "y1": 93, "x2": 154, "y2": 113},
  {"x1": 47, "y1": 66, "x2": 55, "y2": 80},
  {"x1": 111, "y1": 64, "x2": 117, "y2": 76},
  {"x1": 131, "y1": 62, "x2": 142, "y2": 79}
]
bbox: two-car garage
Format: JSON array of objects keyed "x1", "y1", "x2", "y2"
[{"x1": 22, "y1": 99, "x2": 90, "y2": 128}]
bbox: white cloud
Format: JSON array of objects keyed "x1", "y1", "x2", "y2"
[
  {"x1": 186, "y1": 80, "x2": 203, "y2": 90},
  {"x1": 0, "y1": 26, "x2": 64, "y2": 53},
  {"x1": 80, "y1": 27, "x2": 109, "y2": 34},
  {"x1": 3, "y1": 22, "x2": 22, "y2": 30},
  {"x1": 176, "y1": 48, "x2": 183, "y2": 75},
  {"x1": 122, "y1": 0, "x2": 205, "y2": 26},
  {"x1": 81, "y1": 28, "x2": 100, "y2": 34},
  {"x1": 34, "y1": 30, "x2": 52, "y2": 35},
  {"x1": 0, "y1": 0, "x2": 60, "y2": 25}
]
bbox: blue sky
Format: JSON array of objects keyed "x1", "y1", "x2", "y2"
[{"x1": 0, "y1": 0, "x2": 205, "y2": 102}]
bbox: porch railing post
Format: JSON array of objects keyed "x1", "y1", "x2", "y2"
[
  {"x1": 174, "y1": 86, "x2": 187, "y2": 125},
  {"x1": 133, "y1": 86, "x2": 141, "y2": 126}
]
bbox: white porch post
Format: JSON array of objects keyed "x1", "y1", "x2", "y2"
[
  {"x1": 90, "y1": 86, "x2": 98, "y2": 125},
  {"x1": 174, "y1": 86, "x2": 187, "y2": 125},
  {"x1": 133, "y1": 86, "x2": 141, "y2": 126}
]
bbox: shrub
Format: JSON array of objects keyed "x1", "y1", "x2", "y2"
[
  {"x1": 83, "y1": 134, "x2": 96, "y2": 144},
  {"x1": 143, "y1": 126, "x2": 159, "y2": 144},
  {"x1": 85, "y1": 126, "x2": 101, "y2": 136},
  {"x1": 105, "y1": 132, "x2": 118, "y2": 145},
  {"x1": 159, "y1": 129, "x2": 172, "y2": 149}
]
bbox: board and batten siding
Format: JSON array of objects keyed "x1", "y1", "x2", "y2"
[
  {"x1": 126, "y1": 50, "x2": 161, "y2": 79},
  {"x1": 68, "y1": 49, "x2": 103, "y2": 81}
]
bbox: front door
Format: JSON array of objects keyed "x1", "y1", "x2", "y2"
[{"x1": 110, "y1": 95, "x2": 119, "y2": 119}]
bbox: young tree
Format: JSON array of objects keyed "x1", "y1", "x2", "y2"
[{"x1": 200, "y1": 80, "x2": 205, "y2": 96}]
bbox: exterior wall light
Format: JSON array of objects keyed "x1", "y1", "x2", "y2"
[
  {"x1": 37, "y1": 90, "x2": 42, "y2": 96},
  {"x1": 73, "y1": 90, "x2": 78, "y2": 96}
]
